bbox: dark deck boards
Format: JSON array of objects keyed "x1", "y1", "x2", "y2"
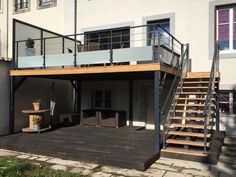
[{"x1": 0, "y1": 125, "x2": 158, "y2": 170}]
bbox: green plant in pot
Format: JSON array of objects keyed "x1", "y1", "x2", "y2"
[
  {"x1": 25, "y1": 37, "x2": 36, "y2": 56},
  {"x1": 32, "y1": 99, "x2": 41, "y2": 111}
]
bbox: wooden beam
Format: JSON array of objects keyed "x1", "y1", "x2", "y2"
[{"x1": 10, "y1": 63, "x2": 177, "y2": 77}]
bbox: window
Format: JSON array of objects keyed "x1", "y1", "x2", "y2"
[
  {"x1": 85, "y1": 28, "x2": 130, "y2": 51},
  {"x1": 92, "y1": 90, "x2": 111, "y2": 109},
  {"x1": 38, "y1": 0, "x2": 56, "y2": 9},
  {"x1": 14, "y1": 0, "x2": 29, "y2": 11},
  {"x1": 147, "y1": 19, "x2": 170, "y2": 46},
  {"x1": 216, "y1": 7, "x2": 236, "y2": 53},
  {"x1": 0, "y1": 0, "x2": 2, "y2": 13}
]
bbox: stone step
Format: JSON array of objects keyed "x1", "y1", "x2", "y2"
[{"x1": 219, "y1": 156, "x2": 236, "y2": 165}]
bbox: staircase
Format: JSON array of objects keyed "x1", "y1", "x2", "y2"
[{"x1": 161, "y1": 72, "x2": 220, "y2": 157}]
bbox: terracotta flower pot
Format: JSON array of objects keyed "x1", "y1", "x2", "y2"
[{"x1": 32, "y1": 103, "x2": 41, "y2": 111}]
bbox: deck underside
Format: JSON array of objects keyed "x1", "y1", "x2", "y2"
[{"x1": 0, "y1": 125, "x2": 158, "y2": 171}]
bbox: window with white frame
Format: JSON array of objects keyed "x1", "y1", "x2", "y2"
[
  {"x1": 216, "y1": 7, "x2": 236, "y2": 53},
  {"x1": 0, "y1": 0, "x2": 2, "y2": 12},
  {"x1": 38, "y1": 0, "x2": 56, "y2": 8},
  {"x1": 14, "y1": 0, "x2": 29, "y2": 12}
]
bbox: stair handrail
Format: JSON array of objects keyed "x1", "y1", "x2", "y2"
[
  {"x1": 203, "y1": 42, "x2": 219, "y2": 153},
  {"x1": 161, "y1": 43, "x2": 190, "y2": 148}
]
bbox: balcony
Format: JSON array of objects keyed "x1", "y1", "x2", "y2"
[{"x1": 13, "y1": 20, "x2": 186, "y2": 74}]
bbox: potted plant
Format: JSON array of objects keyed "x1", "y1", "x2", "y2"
[
  {"x1": 32, "y1": 99, "x2": 41, "y2": 111},
  {"x1": 25, "y1": 37, "x2": 36, "y2": 56},
  {"x1": 32, "y1": 115, "x2": 42, "y2": 130}
]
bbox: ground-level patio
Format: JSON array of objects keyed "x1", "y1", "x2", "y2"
[{"x1": 0, "y1": 125, "x2": 158, "y2": 171}]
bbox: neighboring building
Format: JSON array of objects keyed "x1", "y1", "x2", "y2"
[{"x1": 0, "y1": 0, "x2": 235, "y2": 168}]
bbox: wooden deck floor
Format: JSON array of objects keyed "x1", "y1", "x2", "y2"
[{"x1": 0, "y1": 125, "x2": 158, "y2": 170}]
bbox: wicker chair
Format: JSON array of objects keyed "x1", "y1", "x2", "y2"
[
  {"x1": 99, "y1": 110, "x2": 126, "y2": 128},
  {"x1": 80, "y1": 110, "x2": 99, "y2": 126}
]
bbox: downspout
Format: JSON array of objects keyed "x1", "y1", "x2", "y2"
[{"x1": 6, "y1": 0, "x2": 9, "y2": 58}]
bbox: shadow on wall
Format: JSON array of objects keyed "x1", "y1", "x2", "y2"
[{"x1": 14, "y1": 78, "x2": 74, "y2": 132}]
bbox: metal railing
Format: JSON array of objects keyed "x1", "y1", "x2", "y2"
[
  {"x1": 161, "y1": 43, "x2": 190, "y2": 149},
  {"x1": 203, "y1": 42, "x2": 219, "y2": 153},
  {"x1": 14, "y1": 21, "x2": 184, "y2": 69}
]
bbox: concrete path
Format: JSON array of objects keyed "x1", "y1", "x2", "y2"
[{"x1": 0, "y1": 148, "x2": 234, "y2": 177}]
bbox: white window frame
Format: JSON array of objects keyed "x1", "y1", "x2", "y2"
[{"x1": 217, "y1": 7, "x2": 236, "y2": 54}]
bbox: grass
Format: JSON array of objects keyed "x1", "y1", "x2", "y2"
[{"x1": 0, "y1": 157, "x2": 86, "y2": 177}]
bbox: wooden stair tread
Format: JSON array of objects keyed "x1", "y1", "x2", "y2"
[
  {"x1": 170, "y1": 109, "x2": 205, "y2": 114},
  {"x1": 179, "y1": 86, "x2": 209, "y2": 89},
  {"x1": 176, "y1": 104, "x2": 211, "y2": 107},
  {"x1": 183, "y1": 81, "x2": 218, "y2": 84},
  {"x1": 161, "y1": 147, "x2": 208, "y2": 157},
  {"x1": 177, "y1": 98, "x2": 215, "y2": 101},
  {"x1": 166, "y1": 139, "x2": 210, "y2": 147},
  {"x1": 184, "y1": 72, "x2": 220, "y2": 78},
  {"x1": 176, "y1": 92, "x2": 216, "y2": 95},
  {"x1": 168, "y1": 131, "x2": 211, "y2": 138},
  {"x1": 169, "y1": 124, "x2": 213, "y2": 129},
  {"x1": 169, "y1": 116, "x2": 206, "y2": 121}
]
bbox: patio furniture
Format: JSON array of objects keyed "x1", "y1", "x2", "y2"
[
  {"x1": 99, "y1": 110, "x2": 126, "y2": 128},
  {"x1": 59, "y1": 113, "x2": 80, "y2": 124},
  {"x1": 80, "y1": 109, "x2": 99, "y2": 126}
]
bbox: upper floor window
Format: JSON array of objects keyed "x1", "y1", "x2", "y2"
[
  {"x1": 147, "y1": 19, "x2": 170, "y2": 46},
  {"x1": 217, "y1": 7, "x2": 236, "y2": 53},
  {"x1": 84, "y1": 28, "x2": 130, "y2": 51},
  {"x1": 0, "y1": 0, "x2": 2, "y2": 13},
  {"x1": 38, "y1": 0, "x2": 56, "y2": 9},
  {"x1": 14, "y1": 0, "x2": 29, "y2": 12}
]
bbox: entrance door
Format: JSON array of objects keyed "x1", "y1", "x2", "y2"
[{"x1": 146, "y1": 87, "x2": 154, "y2": 129}]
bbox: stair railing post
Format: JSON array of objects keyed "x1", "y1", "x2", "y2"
[
  {"x1": 43, "y1": 38, "x2": 46, "y2": 68},
  {"x1": 110, "y1": 30, "x2": 113, "y2": 64},
  {"x1": 157, "y1": 32, "x2": 162, "y2": 63}
]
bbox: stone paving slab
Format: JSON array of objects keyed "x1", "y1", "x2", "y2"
[
  {"x1": 51, "y1": 164, "x2": 67, "y2": 171},
  {"x1": 164, "y1": 171, "x2": 193, "y2": 177}
]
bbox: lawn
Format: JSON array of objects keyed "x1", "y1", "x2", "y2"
[{"x1": 0, "y1": 157, "x2": 86, "y2": 177}]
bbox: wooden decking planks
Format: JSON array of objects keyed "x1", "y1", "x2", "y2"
[
  {"x1": 0, "y1": 125, "x2": 157, "y2": 171},
  {"x1": 10, "y1": 63, "x2": 176, "y2": 76}
]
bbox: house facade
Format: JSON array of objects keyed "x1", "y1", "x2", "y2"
[{"x1": 0, "y1": 0, "x2": 235, "y2": 167}]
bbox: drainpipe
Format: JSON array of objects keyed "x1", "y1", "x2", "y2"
[{"x1": 6, "y1": 0, "x2": 9, "y2": 59}]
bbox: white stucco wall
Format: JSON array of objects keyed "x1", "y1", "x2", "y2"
[{"x1": 0, "y1": 0, "x2": 235, "y2": 90}]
